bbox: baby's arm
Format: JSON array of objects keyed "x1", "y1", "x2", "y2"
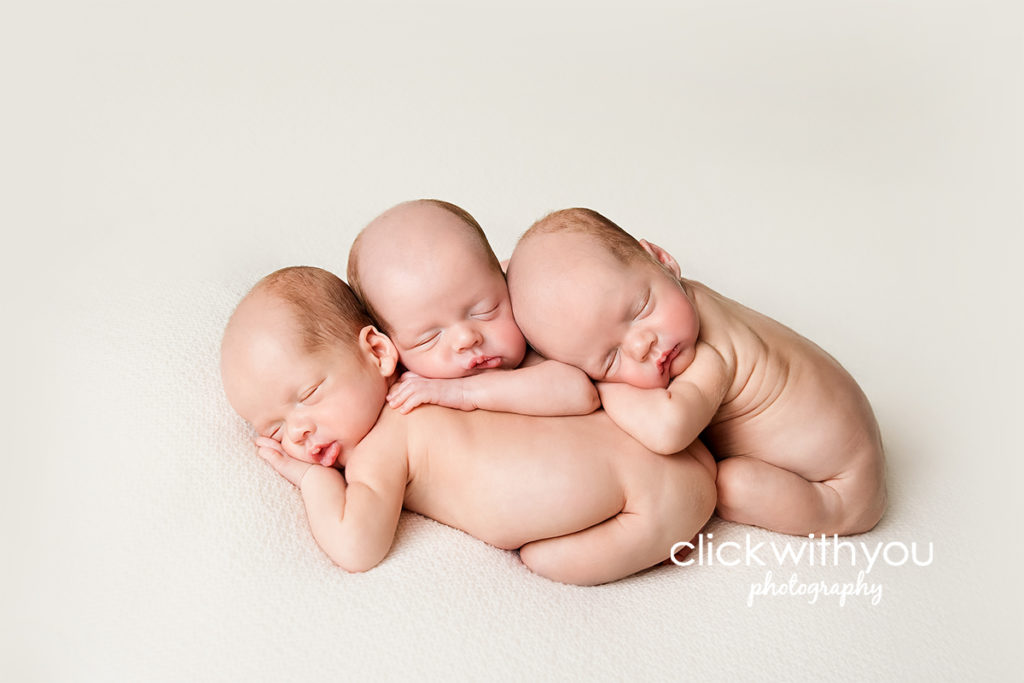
[
  {"x1": 255, "y1": 437, "x2": 407, "y2": 572},
  {"x1": 386, "y1": 353, "x2": 599, "y2": 416},
  {"x1": 597, "y1": 341, "x2": 731, "y2": 455}
]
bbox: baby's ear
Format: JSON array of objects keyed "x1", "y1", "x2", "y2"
[
  {"x1": 639, "y1": 239, "x2": 681, "y2": 278},
  {"x1": 359, "y1": 326, "x2": 399, "y2": 377}
]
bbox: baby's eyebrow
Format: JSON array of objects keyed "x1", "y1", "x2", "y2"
[{"x1": 390, "y1": 316, "x2": 430, "y2": 342}]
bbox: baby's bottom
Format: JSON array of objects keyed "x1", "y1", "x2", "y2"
[
  {"x1": 519, "y1": 444, "x2": 717, "y2": 586},
  {"x1": 715, "y1": 454, "x2": 886, "y2": 536}
]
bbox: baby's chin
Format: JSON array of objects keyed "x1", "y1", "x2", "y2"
[
  {"x1": 605, "y1": 372, "x2": 669, "y2": 390},
  {"x1": 668, "y1": 344, "x2": 697, "y2": 379},
  {"x1": 638, "y1": 375, "x2": 673, "y2": 390}
]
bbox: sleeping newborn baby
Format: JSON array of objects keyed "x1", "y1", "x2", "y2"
[
  {"x1": 347, "y1": 199, "x2": 599, "y2": 416},
  {"x1": 220, "y1": 266, "x2": 716, "y2": 585},
  {"x1": 507, "y1": 208, "x2": 887, "y2": 537}
]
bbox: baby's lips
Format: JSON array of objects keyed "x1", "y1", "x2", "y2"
[
  {"x1": 307, "y1": 441, "x2": 340, "y2": 467},
  {"x1": 467, "y1": 355, "x2": 502, "y2": 371},
  {"x1": 320, "y1": 441, "x2": 341, "y2": 467}
]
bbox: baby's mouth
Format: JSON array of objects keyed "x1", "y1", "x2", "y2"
[
  {"x1": 657, "y1": 345, "x2": 680, "y2": 374},
  {"x1": 309, "y1": 441, "x2": 340, "y2": 467},
  {"x1": 467, "y1": 355, "x2": 502, "y2": 371}
]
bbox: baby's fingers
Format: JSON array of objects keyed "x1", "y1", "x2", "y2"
[
  {"x1": 387, "y1": 390, "x2": 423, "y2": 414},
  {"x1": 255, "y1": 435, "x2": 284, "y2": 451},
  {"x1": 386, "y1": 382, "x2": 411, "y2": 406},
  {"x1": 256, "y1": 444, "x2": 288, "y2": 470},
  {"x1": 396, "y1": 394, "x2": 428, "y2": 414},
  {"x1": 387, "y1": 379, "x2": 425, "y2": 405},
  {"x1": 257, "y1": 445, "x2": 311, "y2": 487}
]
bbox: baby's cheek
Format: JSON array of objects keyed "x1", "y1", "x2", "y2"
[
  {"x1": 502, "y1": 321, "x2": 528, "y2": 362},
  {"x1": 403, "y1": 349, "x2": 464, "y2": 379},
  {"x1": 281, "y1": 443, "x2": 309, "y2": 463}
]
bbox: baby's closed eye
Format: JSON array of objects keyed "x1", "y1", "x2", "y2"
[
  {"x1": 470, "y1": 304, "x2": 499, "y2": 320},
  {"x1": 299, "y1": 381, "x2": 323, "y2": 403},
  {"x1": 412, "y1": 331, "x2": 441, "y2": 349},
  {"x1": 600, "y1": 349, "x2": 620, "y2": 379},
  {"x1": 633, "y1": 290, "x2": 652, "y2": 320}
]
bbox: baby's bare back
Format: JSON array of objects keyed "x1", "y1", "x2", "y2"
[
  {"x1": 399, "y1": 406, "x2": 712, "y2": 551},
  {"x1": 690, "y1": 280, "x2": 883, "y2": 481}
]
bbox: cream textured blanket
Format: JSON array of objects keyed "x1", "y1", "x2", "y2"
[{"x1": 3, "y1": 1, "x2": 1019, "y2": 679}]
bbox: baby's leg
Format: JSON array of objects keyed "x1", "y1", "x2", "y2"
[
  {"x1": 715, "y1": 455, "x2": 885, "y2": 536},
  {"x1": 520, "y1": 511, "x2": 672, "y2": 586},
  {"x1": 521, "y1": 456, "x2": 716, "y2": 586}
]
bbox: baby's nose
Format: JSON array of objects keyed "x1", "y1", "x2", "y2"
[
  {"x1": 287, "y1": 422, "x2": 312, "y2": 444},
  {"x1": 626, "y1": 329, "x2": 656, "y2": 361},
  {"x1": 451, "y1": 323, "x2": 483, "y2": 352}
]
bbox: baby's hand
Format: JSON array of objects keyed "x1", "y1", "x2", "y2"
[
  {"x1": 386, "y1": 372, "x2": 472, "y2": 414},
  {"x1": 254, "y1": 435, "x2": 313, "y2": 488}
]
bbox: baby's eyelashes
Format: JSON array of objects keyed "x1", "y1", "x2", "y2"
[
  {"x1": 600, "y1": 349, "x2": 620, "y2": 379},
  {"x1": 299, "y1": 382, "x2": 321, "y2": 403},
  {"x1": 633, "y1": 291, "x2": 652, "y2": 320},
  {"x1": 412, "y1": 332, "x2": 440, "y2": 349},
  {"x1": 470, "y1": 305, "x2": 499, "y2": 320}
]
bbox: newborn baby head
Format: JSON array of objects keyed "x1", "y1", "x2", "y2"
[
  {"x1": 507, "y1": 208, "x2": 699, "y2": 390},
  {"x1": 220, "y1": 266, "x2": 398, "y2": 467},
  {"x1": 348, "y1": 199, "x2": 527, "y2": 379}
]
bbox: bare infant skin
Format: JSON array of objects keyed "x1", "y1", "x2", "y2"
[
  {"x1": 366, "y1": 405, "x2": 716, "y2": 581},
  {"x1": 507, "y1": 209, "x2": 886, "y2": 537},
  {"x1": 672, "y1": 279, "x2": 885, "y2": 535},
  {"x1": 347, "y1": 199, "x2": 599, "y2": 418},
  {"x1": 221, "y1": 268, "x2": 716, "y2": 586}
]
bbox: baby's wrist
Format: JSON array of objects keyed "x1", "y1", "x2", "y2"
[
  {"x1": 296, "y1": 462, "x2": 318, "y2": 490},
  {"x1": 458, "y1": 377, "x2": 478, "y2": 410}
]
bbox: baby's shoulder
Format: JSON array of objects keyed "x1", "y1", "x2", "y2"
[
  {"x1": 346, "y1": 410, "x2": 412, "y2": 478},
  {"x1": 685, "y1": 279, "x2": 733, "y2": 315},
  {"x1": 683, "y1": 280, "x2": 744, "y2": 351},
  {"x1": 688, "y1": 281, "x2": 768, "y2": 340}
]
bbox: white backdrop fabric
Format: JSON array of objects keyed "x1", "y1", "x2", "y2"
[{"x1": 3, "y1": 1, "x2": 1021, "y2": 680}]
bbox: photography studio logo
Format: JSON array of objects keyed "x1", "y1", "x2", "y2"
[{"x1": 670, "y1": 533, "x2": 934, "y2": 607}]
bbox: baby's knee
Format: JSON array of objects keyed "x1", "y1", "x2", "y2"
[
  {"x1": 715, "y1": 457, "x2": 759, "y2": 517},
  {"x1": 833, "y1": 476, "x2": 887, "y2": 535}
]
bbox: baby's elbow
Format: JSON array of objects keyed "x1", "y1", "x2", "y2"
[
  {"x1": 646, "y1": 429, "x2": 692, "y2": 456},
  {"x1": 573, "y1": 384, "x2": 601, "y2": 415},
  {"x1": 326, "y1": 546, "x2": 384, "y2": 574},
  {"x1": 649, "y1": 412, "x2": 699, "y2": 455},
  {"x1": 647, "y1": 437, "x2": 682, "y2": 456},
  {"x1": 561, "y1": 368, "x2": 600, "y2": 415},
  {"x1": 319, "y1": 535, "x2": 387, "y2": 574}
]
